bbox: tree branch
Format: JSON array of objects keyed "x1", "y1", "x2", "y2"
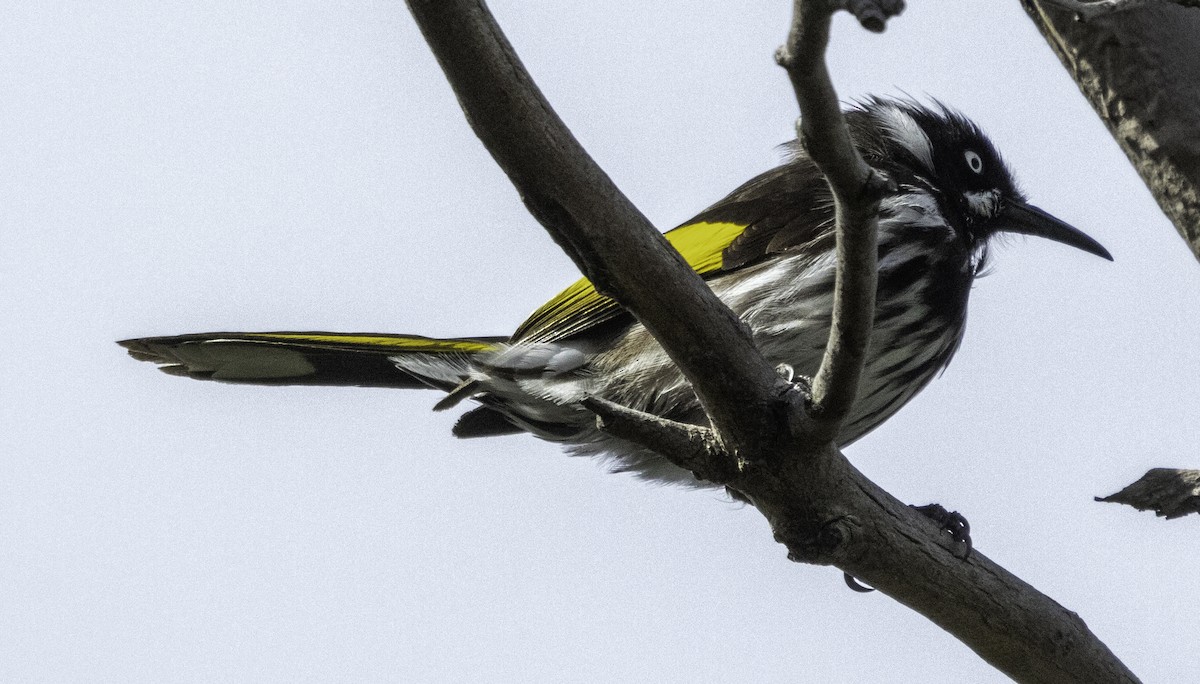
[
  {"x1": 1024, "y1": 0, "x2": 1200, "y2": 261},
  {"x1": 404, "y1": 1, "x2": 1139, "y2": 680},
  {"x1": 745, "y1": 446, "x2": 1141, "y2": 684},
  {"x1": 1039, "y1": 0, "x2": 1200, "y2": 21},
  {"x1": 581, "y1": 397, "x2": 738, "y2": 485},
  {"x1": 1098, "y1": 468, "x2": 1200, "y2": 519},
  {"x1": 775, "y1": 0, "x2": 898, "y2": 443}
]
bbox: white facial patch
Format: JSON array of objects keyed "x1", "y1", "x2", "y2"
[
  {"x1": 876, "y1": 105, "x2": 934, "y2": 172},
  {"x1": 964, "y1": 189, "x2": 1001, "y2": 220},
  {"x1": 879, "y1": 191, "x2": 949, "y2": 231}
]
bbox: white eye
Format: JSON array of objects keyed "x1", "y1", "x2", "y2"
[{"x1": 965, "y1": 149, "x2": 984, "y2": 174}]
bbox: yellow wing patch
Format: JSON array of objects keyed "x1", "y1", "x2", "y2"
[{"x1": 512, "y1": 221, "x2": 747, "y2": 343}]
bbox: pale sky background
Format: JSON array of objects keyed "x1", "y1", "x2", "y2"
[{"x1": 3, "y1": 2, "x2": 1198, "y2": 682}]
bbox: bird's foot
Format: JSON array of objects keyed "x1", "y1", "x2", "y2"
[
  {"x1": 775, "y1": 363, "x2": 813, "y2": 402},
  {"x1": 842, "y1": 503, "x2": 971, "y2": 594},
  {"x1": 843, "y1": 573, "x2": 875, "y2": 593},
  {"x1": 775, "y1": 363, "x2": 796, "y2": 382},
  {"x1": 912, "y1": 503, "x2": 972, "y2": 560}
]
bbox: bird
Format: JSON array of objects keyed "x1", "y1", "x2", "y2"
[{"x1": 120, "y1": 97, "x2": 1111, "y2": 486}]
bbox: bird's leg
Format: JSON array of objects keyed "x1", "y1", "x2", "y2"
[{"x1": 911, "y1": 503, "x2": 972, "y2": 560}]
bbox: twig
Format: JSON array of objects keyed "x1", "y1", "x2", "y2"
[{"x1": 581, "y1": 397, "x2": 738, "y2": 484}]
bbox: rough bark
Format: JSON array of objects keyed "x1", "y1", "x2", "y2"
[
  {"x1": 1024, "y1": 1, "x2": 1200, "y2": 260},
  {"x1": 1098, "y1": 468, "x2": 1200, "y2": 518}
]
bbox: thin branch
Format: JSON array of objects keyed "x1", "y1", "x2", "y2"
[
  {"x1": 1098, "y1": 468, "x2": 1200, "y2": 519},
  {"x1": 581, "y1": 397, "x2": 738, "y2": 485},
  {"x1": 775, "y1": 0, "x2": 897, "y2": 443}
]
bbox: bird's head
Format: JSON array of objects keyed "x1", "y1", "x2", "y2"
[{"x1": 849, "y1": 97, "x2": 1112, "y2": 261}]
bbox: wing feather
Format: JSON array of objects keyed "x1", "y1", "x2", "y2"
[
  {"x1": 511, "y1": 156, "x2": 833, "y2": 344},
  {"x1": 511, "y1": 221, "x2": 747, "y2": 344}
]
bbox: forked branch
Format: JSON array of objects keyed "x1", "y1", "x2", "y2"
[{"x1": 403, "y1": 1, "x2": 1138, "y2": 681}]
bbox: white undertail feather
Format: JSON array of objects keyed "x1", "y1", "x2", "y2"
[
  {"x1": 965, "y1": 189, "x2": 1002, "y2": 219},
  {"x1": 390, "y1": 353, "x2": 474, "y2": 389}
]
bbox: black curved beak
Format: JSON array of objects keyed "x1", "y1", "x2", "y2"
[{"x1": 999, "y1": 199, "x2": 1112, "y2": 261}]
